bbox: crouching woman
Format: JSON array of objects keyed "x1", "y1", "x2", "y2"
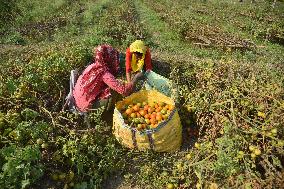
[{"x1": 73, "y1": 45, "x2": 144, "y2": 115}]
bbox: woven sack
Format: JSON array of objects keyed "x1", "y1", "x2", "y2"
[{"x1": 113, "y1": 90, "x2": 182, "y2": 152}]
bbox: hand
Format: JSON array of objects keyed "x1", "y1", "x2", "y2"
[
  {"x1": 133, "y1": 72, "x2": 145, "y2": 81},
  {"x1": 132, "y1": 72, "x2": 145, "y2": 85}
]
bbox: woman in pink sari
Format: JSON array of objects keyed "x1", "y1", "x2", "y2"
[{"x1": 73, "y1": 45, "x2": 144, "y2": 113}]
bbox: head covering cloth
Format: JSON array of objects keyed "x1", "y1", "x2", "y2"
[
  {"x1": 81, "y1": 45, "x2": 120, "y2": 96},
  {"x1": 129, "y1": 40, "x2": 146, "y2": 72}
]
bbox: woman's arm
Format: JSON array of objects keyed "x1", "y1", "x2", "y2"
[{"x1": 102, "y1": 71, "x2": 133, "y2": 96}]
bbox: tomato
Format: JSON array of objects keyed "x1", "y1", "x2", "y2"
[
  {"x1": 136, "y1": 112, "x2": 141, "y2": 118},
  {"x1": 186, "y1": 153, "x2": 192, "y2": 160},
  {"x1": 150, "y1": 123, "x2": 158, "y2": 129},
  {"x1": 155, "y1": 104, "x2": 159, "y2": 109},
  {"x1": 139, "y1": 110, "x2": 147, "y2": 116},
  {"x1": 162, "y1": 115, "x2": 168, "y2": 120},
  {"x1": 161, "y1": 109, "x2": 167, "y2": 115},
  {"x1": 143, "y1": 105, "x2": 149, "y2": 111},
  {"x1": 142, "y1": 124, "x2": 147, "y2": 129},
  {"x1": 130, "y1": 113, "x2": 136, "y2": 118},
  {"x1": 156, "y1": 112, "x2": 162, "y2": 116},
  {"x1": 156, "y1": 114, "x2": 162, "y2": 121},
  {"x1": 271, "y1": 128, "x2": 277, "y2": 135},
  {"x1": 144, "y1": 114, "x2": 150, "y2": 119},
  {"x1": 251, "y1": 153, "x2": 256, "y2": 158},
  {"x1": 137, "y1": 124, "x2": 143, "y2": 131},
  {"x1": 149, "y1": 102, "x2": 155, "y2": 108},
  {"x1": 41, "y1": 143, "x2": 48, "y2": 149},
  {"x1": 145, "y1": 119, "x2": 150, "y2": 124},
  {"x1": 125, "y1": 108, "x2": 133, "y2": 115},
  {"x1": 167, "y1": 183, "x2": 174, "y2": 189},
  {"x1": 155, "y1": 107, "x2": 162, "y2": 112},
  {"x1": 254, "y1": 148, "x2": 261, "y2": 155},
  {"x1": 133, "y1": 105, "x2": 140, "y2": 112},
  {"x1": 150, "y1": 113, "x2": 156, "y2": 119},
  {"x1": 148, "y1": 107, "x2": 155, "y2": 113},
  {"x1": 168, "y1": 105, "x2": 174, "y2": 111},
  {"x1": 150, "y1": 118, "x2": 157, "y2": 124},
  {"x1": 194, "y1": 142, "x2": 200, "y2": 149},
  {"x1": 136, "y1": 103, "x2": 142, "y2": 108},
  {"x1": 249, "y1": 145, "x2": 255, "y2": 151},
  {"x1": 36, "y1": 138, "x2": 43, "y2": 145}
]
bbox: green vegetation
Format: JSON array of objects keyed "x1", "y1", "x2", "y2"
[{"x1": 0, "y1": 0, "x2": 283, "y2": 188}]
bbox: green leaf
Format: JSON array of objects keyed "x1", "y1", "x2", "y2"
[
  {"x1": 74, "y1": 182, "x2": 88, "y2": 189},
  {"x1": 272, "y1": 156, "x2": 282, "y2": 169}
]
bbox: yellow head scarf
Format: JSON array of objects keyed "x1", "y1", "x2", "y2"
[{"x1": 129, "y1": 40, "x2": 146, "y2": 72}]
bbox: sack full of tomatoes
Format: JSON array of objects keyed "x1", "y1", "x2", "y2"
[{"x1": 113, "y1": 90, "x2": 182, "y2": 152}]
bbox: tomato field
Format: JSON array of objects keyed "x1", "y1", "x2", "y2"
[{"x1": 0, "y1": 0, "x2": 283, "y2": 188}]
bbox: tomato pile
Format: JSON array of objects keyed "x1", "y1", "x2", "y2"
[{"x1": 117, "y1": 101, "x2": 175, "y2": 131}]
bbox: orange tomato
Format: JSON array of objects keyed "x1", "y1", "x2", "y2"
[
  {"x1": 150, "y1": 113, "x2": 156, "y2": 119},
  {"x1": 168, "y1": 105, "x2": 174, "y2": 111},
  {"x1": 143, "y1": 105, "x2": 149, "y2": 111},
  {"x1": 156, "y1": 112, "x2": 162, "y2": 116},
  {"x1": 133, "y1": 105, "x2": 139, "y2": 112},
  {"x1": 155, "y1": 107, "x2": 162, "y2": 112},
  {"x1": 125, "y1": 108, "x2": 133, "y2": 115},
  {"x1": 155, "y1": 104, "x2": 159, "y2": 109},
  {"x1": 150, "y1": 123, "x2": 158, "y2": 129},
  {"x1": 150, "y1": 118, "x2": 157, "y2": 124},
  {"x1": 156, "y1": 114, "x2": 162, "y2": 121},
  {"x1": 148, "y1": 107, "x2": 155, "y2": 113},
  {"x1": 144, "y1": 114, "x2": 150, "y2": 119},
  {"x1": 136, "y1": 112, "x2": 141, "y2": 118},
  {"x1": 139, "y1": 110, "x2": 147, "y2": 117}
]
